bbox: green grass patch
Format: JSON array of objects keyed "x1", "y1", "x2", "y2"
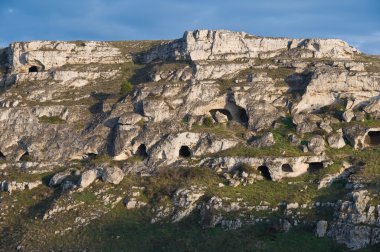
[
  {"x1": 35, "y1": 206, "x2": 350, "y2": 252},
  {"x1": 191, "y1": 121, "x2": 248, "y2": 140},
  {"x1": 203, "y1": 116, "x2": 213, "y2": 127},
  {"x1": 73, "y1": 191, "x2": 97, "y2": 204},
  {"x1": 38, "y1": 116, "x2": 66, "y2": 124}
]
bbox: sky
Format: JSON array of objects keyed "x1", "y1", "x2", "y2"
[{"x1": 0, "y1": 0, "x2": 379, "y2": 54}]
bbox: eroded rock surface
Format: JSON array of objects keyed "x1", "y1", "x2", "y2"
[{"x1": 1, "y1": 29, "x2": 380, "y2": 251}]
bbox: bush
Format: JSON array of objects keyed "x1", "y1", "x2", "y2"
[
  {"x1": 235, "y1": 163, "x2": 258, "y2": 175},
  {"x1": 203, "y1": 116, "x2": 213, "y2": 127},
  {"x1": 120, "y1": 80, "x2": 133, "y2": 96}
]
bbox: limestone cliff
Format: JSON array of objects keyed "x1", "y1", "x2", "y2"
[{"x1": 1, "y1": 30, "x2": 380, "y2": 251}]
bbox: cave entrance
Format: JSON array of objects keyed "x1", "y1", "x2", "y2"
[
  {"x1": 209, "y1": 109, "x2": 233, "y2": 122},
  {"x1": 179, "y1": 145, "x2": 192, "y2": 158},
  {"x1": 365, "y1": 131, "x2": 380, "y2": 146},
  {"x1": 307, "y1": 162, "x2": 324, "y2": 173},
  {"x1": 28, "y1": 66, "x2": 38, "y2": 73},
  {"x1": 0, "y1": 151, "x2": 5, "y2": 160},
  {"x1": 281, "y1": 164, "x2": 293, "y2": 172},
  {"x1": 258, "y1": 165, "x2": 272, "y2": 180},
  {"x1": 136, "y1": 144, "x2": 148, "y2": 158},
  {"x1": 85, "y1": 153, "x2": 97, "y2": 159},
  {"x1": 19, "y1": 151, "x2": 31, "y2": 162},
  {"x1": 238, "y1": 107, "x2": 249, "y2": 123}
]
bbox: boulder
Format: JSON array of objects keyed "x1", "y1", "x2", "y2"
[
  {"x1": 315, "y1": 220, "x2": 328, "y2": 237},
  {"x1": 327, "y1": 130, "x2": 346, "y2": 149},
  {"x1": 101, "y1": 167, "x2": 124, "y2": 185},
  {"x1": 282, "y1": 219, "x2": 292, "y2": 232},
  {"x1": 343, "y1": 110, "x2": 355, "y2": 122},
  {"x1": 293, "y1": 114, "x2": 320, "y2": 134},
  {"x1": 79, "y1": 169, "x2": 98, "y2": 188},
  {"x1": 364, "y1": 98, "x2": 380, "y2": 118},
  {"x1": 307, "y1": 136, "x2": 325, "y2": 155},
  {"x1": 213, "y1": 111, "x2": 228, "y2": 123},
  {"x1": 49, "y1": 171, "x2": 71, "y2": 187},
  {"x1": 250, "y1": 132, "x2": 276, "y2": 148},
  {"x1": 247, "y1": 101, "x2": 282, "y2": 131}
]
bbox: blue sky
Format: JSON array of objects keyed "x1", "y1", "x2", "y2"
[{"x1": 0, "y1": 0, "x2": 379, "y2": 54}]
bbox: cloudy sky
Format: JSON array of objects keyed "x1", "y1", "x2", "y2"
[{"x1": 0, "y1": 0, "x2": 379, "y2": 54}]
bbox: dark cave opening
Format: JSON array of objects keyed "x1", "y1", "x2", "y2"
[
  {"x1": 136, "y1": 144, "x2": 148, "y2": 158},
  {"x1": 28, "y1": 66, "x2": 39, "y2": 73},
  {"x1": 179, "y1": 145, "x2": 192, "y2": 158},
  {"x1": 238, "y1": 107, "x2": 249, "y2": 123},
  {"x1": 307, "y1": 162, "x2": 324, "y2": 173},
  {"x1": 258, "y1": 165, "x2": 272, "y2": 180},
  {"x1": 281, "y1": 164, "x2": 293, "y2": 172},
  {"x1": 0, "y1": 151, "x2": 5, "y2": 160},
  {"x1": 365, "y1": 131, "x2": 380, "y2": 146}
]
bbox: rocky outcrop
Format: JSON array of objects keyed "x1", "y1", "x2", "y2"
[
  {"x1": 293, "y1": 67, "x2": 380, "y2": 113},
  {"x1": 148, "y1": 132, "x2": 238, "y2": 167},
  {"x1": 171, "y1": 186, "x2": 205, "y2": 222},
  {"x1": 343, "y1": 125, "x2": 380, "y2": 149},
  {"x1": 8, "y1": 41, "x2": 126, "y2": 74},
  {"x1": 1, "y1": 180, "x2": 42, "y2": 193},
  {"x1": 201, "y1": 155, "x2": 330, "y2": 180},
  {"x1": 327, "y1": 190, "x2": 380, "y2": 250},
  {"x1": 1, "y1": 29, "x2": 380, "y2": 250},
  {"x1": 144, "y1": 30, "x2": 358, "y2": 63}
]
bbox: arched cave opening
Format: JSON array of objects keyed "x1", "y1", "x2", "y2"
[
  {"x1": 281, "y1": 164, "x2": 293, "y2": 172},
  {"x1": 136, "y1": 144, "x2": 148, "y2": 158},
  {"x1": 365, "y1": 131, "x2": 380, "y2": 146},
  {"x1": 307, "y1": 162, "x2": 324, "y2": 173},
  {"x1": 19, "y1": 151, "x2": 31, "y2": 162},
  {"x1": 238, "y1": 107, "x2": 249, "y2": 123},
  {"x1": 209, "y1": 109, "x2": 233, "y2": 122},
  {"x1": 258, "y1": 165, "x2": 272, "y2": 180},
  {"x1": 28, "y1": 66, "x2": 39, "y2": 73},
  {"x1": 0, "y1": 151, "x2": 5, "y2": 160},
  {"x1": 179, "y1": 145, "x2": 192, "y2": 158}
]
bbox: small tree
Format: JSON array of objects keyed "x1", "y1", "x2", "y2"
[{"x1": 120, "y1": 80, "x2": 133, "y2": 96}]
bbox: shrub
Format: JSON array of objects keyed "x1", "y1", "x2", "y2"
[
  {"x1": 235, "y1": 163, "x2": 259, "y2": 175},
  {"x1": 203, "y1": 116, "x2": 213, "y2": 127},
  {"x1": 120, "y1": 80, "x2": 133, "y2": 96}
]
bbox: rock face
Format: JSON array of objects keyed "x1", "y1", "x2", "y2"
[
  {"x1": 179, "y1": 30, "x2": 358, "y2": 61},
  {"x1": 9, "y1": 41, "x2": 125, "y2": 74},
  {"x1": 1, "y1": 29, "x2": 380, "y2": 250},
  {"x1": 201, "y1": 155, "x2": 329, "y2": 180},
  {"x1": 171, "y1": 186, "x2": 205, "y2": 222},
  {"x1": 327, "y1": 190, "x2": 380, "y2": 250}
]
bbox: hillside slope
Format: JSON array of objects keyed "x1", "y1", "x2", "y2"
[{"x1": 1, "y1": 30, "x2": 380, "y2": 251}]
